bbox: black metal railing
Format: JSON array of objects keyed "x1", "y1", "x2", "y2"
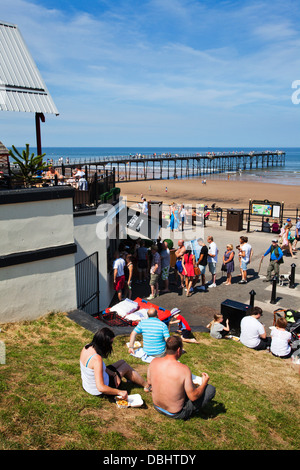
[
  {"x1": 0, "y1": 164, "x2": 119, "y2": 212},
  {"x1": 75, "y1": 251, "x2": 99, "y2": 316}
]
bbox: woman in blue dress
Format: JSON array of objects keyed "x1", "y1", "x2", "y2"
[{"x1": 168, "y1": 203, "x2": 179, "y2": 232}]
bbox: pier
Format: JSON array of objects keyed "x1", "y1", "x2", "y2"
[{"x1": 53, "y1": 150, "x2": 286, "y2": 183}]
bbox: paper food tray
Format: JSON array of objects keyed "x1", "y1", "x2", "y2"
[
  {"x1": 115, "y1": 394, "x2": 143, "y2": 408},
  {"x1": 126, "y1": 341, "x2": 142, "y2": 349},
  {"x1": 128, "y1": 394, "x2": 143, "y2": 407},
  {"x1": 192, "y1": 374, "x2": 202, "y2": 385},
  {"x1": 226, "y1": 335, "x2": 240, "y2": 342}
]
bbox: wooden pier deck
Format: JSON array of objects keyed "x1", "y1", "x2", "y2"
[{"x1": 55, "y1": 150, "x2": 286, "y2": 183}]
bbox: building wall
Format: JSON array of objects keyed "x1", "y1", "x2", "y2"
[
  {"x1": 0, "y1": 187, "x2": 77, "y2": 322},
  {"x1": 0, "y1": 187, "x2": 125, "y2": 323},
  {"x1": 73, "y1": 200, "x2": 125, "y2": 311}
]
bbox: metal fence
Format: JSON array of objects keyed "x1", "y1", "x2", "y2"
[
  {"x1": 0, "y1": 164, "x2": 118, "y2": 212},
  {"x1": 203, "y1": 204, "x2": 300, "y2": 232},
  {"x1": 75, "y1": 252, "x2": 99, "y2": 316}
]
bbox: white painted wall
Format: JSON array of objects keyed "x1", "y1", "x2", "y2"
[
  {"x1": 0, "y1": 194, "x2": 77, "y2": 322},
  {"x1": 0, "y1": 255, "x2": 77, "y2": 322},
  {"x1": 74, "y1": 201, "x2": 125, "y2": 311},
  {"x1": 0, "y1": 191, "x2": 124, "y2": 322},
  {"x1": 0, "y1": 198, "x2": 74, "y2": 256}
]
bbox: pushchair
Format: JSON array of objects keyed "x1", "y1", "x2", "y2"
[{"x1": 273, "y1": 308, "x2": 300, "y2": 350}]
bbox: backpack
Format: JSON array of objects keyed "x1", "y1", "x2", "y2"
[{"x1": 270, "y1": 245, "x2": 284, "y2": 264}]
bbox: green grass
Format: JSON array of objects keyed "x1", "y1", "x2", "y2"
[{"x1": 0, "y1": 312, "x2": 299, "y2": 450}]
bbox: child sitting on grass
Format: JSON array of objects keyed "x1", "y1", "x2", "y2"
[
  {"x1": 168, "y1": 308, "x2": 200, "y2": 344},
  {"x1": 206, "y1": 314, "x2": 230, "y2": 339}
]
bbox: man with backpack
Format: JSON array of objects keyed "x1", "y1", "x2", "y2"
[{"x1": 261, "y1": 239, "x2": 284, "y2": 282}]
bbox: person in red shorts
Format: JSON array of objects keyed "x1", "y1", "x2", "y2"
[
  {"x1": 113, "y1": 251, "x2": 126, "y2": 301},
  {"x1": 168, "y1": 308, "x2": 200, "y2": 344}
]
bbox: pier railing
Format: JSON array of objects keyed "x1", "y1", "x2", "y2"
[{"x1": 44, "y1": 150, "x2": 286, "y2": 183}]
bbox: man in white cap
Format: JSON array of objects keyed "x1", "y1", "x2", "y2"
[
  {"x1": 168, "y1": 308, "x2": 200, "y2": 344},
  {"x1": 261, "y1": 239, "x2": 284, "y2": 282}
]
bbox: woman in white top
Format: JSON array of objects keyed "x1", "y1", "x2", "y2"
[
  {"x1": 80, "y1": 327, "x2": 149, "y2": 399},
  {"x1": 270, "y1": 317, "x2": 292, "y2": 359}
]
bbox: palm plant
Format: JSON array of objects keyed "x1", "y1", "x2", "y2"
[{"x1": 9, "y1": 144, "x2": 47, "y2": 187}]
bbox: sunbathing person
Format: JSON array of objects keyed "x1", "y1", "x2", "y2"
[
  {"x1": 147, "y1": 335, "x2": 216, "y2": 420},
  {"x1": 80, "y1": 327, "x2": 149, "y2": 400}
]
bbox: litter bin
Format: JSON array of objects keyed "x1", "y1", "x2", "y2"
[{"x1": 226, "y1": 209, "x2": 244, "y2": 231}]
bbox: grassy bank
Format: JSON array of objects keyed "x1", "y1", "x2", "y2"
[{"x1": 0, "y1": 312, "x2": 299, "y2": 450}]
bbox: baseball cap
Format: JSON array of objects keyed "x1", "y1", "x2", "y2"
[
  {"x1": 171, "y1": 308, "x2": 181, "y2": 316},
  {"x1": 272, "y1": 239, "x2": 278, "y2": 243}
]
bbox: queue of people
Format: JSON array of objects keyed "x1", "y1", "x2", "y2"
[{"x1": 112, "y1": 223, "x2": 298, "y2": 304}]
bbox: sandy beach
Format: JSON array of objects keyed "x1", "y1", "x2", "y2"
[{"x1": 118, "y1": 178, "x2": 299, "y2": 210}]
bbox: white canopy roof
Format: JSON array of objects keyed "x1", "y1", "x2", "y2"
[{"x1": 0, "y1": 21, "x2": 59, "y2": 115}]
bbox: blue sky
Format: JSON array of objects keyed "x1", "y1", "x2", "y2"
[{"x1": 1, "y1": 0, "x2": 300, "y2": 148}]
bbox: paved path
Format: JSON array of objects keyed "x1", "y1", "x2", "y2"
[{"x1": 69, "y1": 223, "x2": 299, "y2": 338}]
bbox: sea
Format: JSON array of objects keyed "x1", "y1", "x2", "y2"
[{"x1": 13, "y1": 146, "x2": 300, "y2": 186}]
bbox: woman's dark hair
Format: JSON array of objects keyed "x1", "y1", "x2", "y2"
[{"x1": 85, "y1": 327, "x2": 115, "y2": 358}]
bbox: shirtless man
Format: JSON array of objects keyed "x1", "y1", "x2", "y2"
[
  {"x1": 174, "y1": 240, "x2": 186, "y2": 288},
  {"x1": 147, "y1": 336, "x2": 216, "y2": 419}
]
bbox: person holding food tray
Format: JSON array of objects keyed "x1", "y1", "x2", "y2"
[
  {"x1": 147, "y1": 335, "x2": 216, "y2": 420},
  {"x1": 80, "y1": 327, "x2": 150, "y2": 400}
]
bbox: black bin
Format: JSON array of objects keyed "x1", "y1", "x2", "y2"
[
  {"x1": 226, "y1": 208, "x2": 244, "y2": 231},
  {"x1": 221, "y1": 299, "x2": 251, "y2": 336}
]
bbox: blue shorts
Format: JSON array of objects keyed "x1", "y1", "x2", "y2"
[
  {"x1": 175, "y1": 260, "x2": 183, "y2": 273},
  {"x1": 241, "y1": 260, "x2": 248, "y2": 271}
]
